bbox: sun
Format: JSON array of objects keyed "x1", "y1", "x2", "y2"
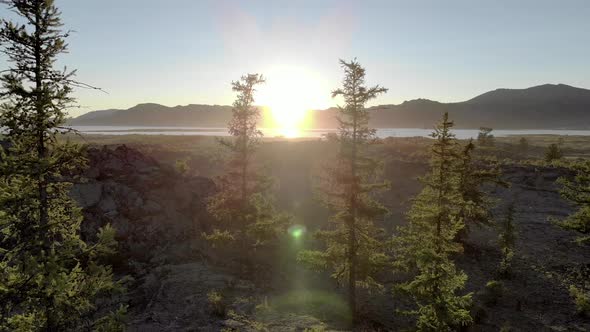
[{"x1": 256, "y1": 65, "x2": 332, "y2": 137}]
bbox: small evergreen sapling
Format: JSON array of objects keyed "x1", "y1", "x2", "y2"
[
  {"x1": 545, "y1": 143, "x2": 563, "y2": 162},
  {"x1": 498, "y1": 203, "x2": 517, "y2": 278},
  {"x1": 554, "y1": 161, "x2": 590, "y2": 245},
  {"x1": 477, "y1": 127, "x2": 495, "y2": 147}
]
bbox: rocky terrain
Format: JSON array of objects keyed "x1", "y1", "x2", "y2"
[
  {"x1": 71, "y1": 145, "x2": 331, "y2": 331},
  {"x1": 70, "y1": 142, "x2": 590, "y2": 331}
]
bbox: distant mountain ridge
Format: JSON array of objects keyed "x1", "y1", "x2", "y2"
[
  {"x1": 69, "y1": 84, "x2": 590, "y2": 129},
  {"x1": 71, "y1": 104, "x2": 234, "y2": 127}
]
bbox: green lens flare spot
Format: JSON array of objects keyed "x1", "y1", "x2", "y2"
[{"x1": 288, "y1": 225, "x2": 306, "y2": 239}]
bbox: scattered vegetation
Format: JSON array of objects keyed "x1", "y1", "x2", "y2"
[{"x1": 1, "y1": 1, "x2": 589, "y2": 331}]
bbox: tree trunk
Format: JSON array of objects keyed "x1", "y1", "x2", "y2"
[
  {"x1": 33, "y1": 5, "x2": 54, "y2": 327},
  {"x1": 34, "y1": 3, "x2": 48, "y2": 246},
  {"x1": 348, "y1": 97, "x2": 359, "y2": 326},
  {"x1": 348, "y1": 219, "x2": 357, "y2": 325}
]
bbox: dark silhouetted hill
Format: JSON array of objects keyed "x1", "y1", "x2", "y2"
[
  {"x1": 70, "y1": 84, "x2": 590, "y2": 129},
  {"x1": 69, "y1": 104, "x2": 233, "y2": 127}
]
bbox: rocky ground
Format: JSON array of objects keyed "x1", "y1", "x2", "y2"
[
  {"x1": 70, "y1": 142, "x2": 590, "y2": 331},
  {"x1": 71, "y1": 145, "x2": 332, "y2": 331}
]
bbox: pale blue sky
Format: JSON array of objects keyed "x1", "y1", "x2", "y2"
[{"x1": 3, "y1": 0, "x2": 590, "y2": 116}]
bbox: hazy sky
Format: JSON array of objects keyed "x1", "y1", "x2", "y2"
[{"x1": 3, "y1": 0, "x2": 590, "y2": 116}]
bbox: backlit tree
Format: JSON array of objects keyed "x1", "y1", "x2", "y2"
[
  {"x1": 0, "y1": 0, "x2": 123, "y2": 330},
  {"x1": 205, "y1": 74, "x2": 290, "y2": 277},
  {"x1": 394, "y1": 113, "x2": 472, "y2": 331},
  {"x1": 298, "y1": 59, "x2": 389, "y2": 326}
]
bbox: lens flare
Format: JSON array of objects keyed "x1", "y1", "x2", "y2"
[{"x1": 288, "y1": 224, "x2": 306, "y2": 239}]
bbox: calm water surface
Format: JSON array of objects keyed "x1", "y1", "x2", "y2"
[{"x1": 68, "y1": 126, "x2": 590, "y2": 139}]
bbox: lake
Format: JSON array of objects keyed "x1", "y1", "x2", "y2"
[{"x1": 68, "y1": 126, "x2": 590, "y2": 139}]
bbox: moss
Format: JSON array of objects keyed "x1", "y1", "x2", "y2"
[
  {"x1": 482, "y1": 280, "x2": 504, "y2": 306},
  {"x1": 569, "y1": 286, "x2": 590, "y2": 317}
]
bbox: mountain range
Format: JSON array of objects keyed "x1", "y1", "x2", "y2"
[{"x1": 69, "y1": 84, "x2": 590, "y2": 129}]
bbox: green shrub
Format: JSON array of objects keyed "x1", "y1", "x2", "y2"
[
  {"x1": 483, "y1": 280, "x2": 504, "y2": 306},
  {"x1": 207, "y1": 290, "x2": 226, "y2": 317},
  {"x1": 175, "y1": 158, "x2": 190, "y2": 175},
  {"x1": 94, "y1": 305, "x2": 128, "y2": 332},
  {"x1": 569, "y1": 286, "x2": 590, "y2": 317},
  {"x1": 545, "y1": 143, "x2": 563, "y2": 162},
  {"x1": 498, "y1": 204, "x2": 517, "y2": 279},
  {"x1": 499, "y1": 323, "x2": 512, "y2": 332}
]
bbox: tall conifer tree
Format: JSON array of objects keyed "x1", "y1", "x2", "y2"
[
  {"x1": 0, "y1": 0, "x2": 123, "y2": 330},
  {"x1": 394, "y1": 113, "x2": 472, "y2": 331},
  {"x1": 206, "y1": 74, "x2": 290, "y2": 276},
  {"x1": 298, "y1": 59, "x2": 389, "y2": 325}
]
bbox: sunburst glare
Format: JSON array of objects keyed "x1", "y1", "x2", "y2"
[{"x1": 257, "y1": 65, "x2": 332, "y2": 137}]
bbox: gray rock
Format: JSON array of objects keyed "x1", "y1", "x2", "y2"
[
  {"x1": 98, "y1": 196, "x2": 117, "y2": 214},
  {"x1": 143, "y1": 200, "x2": 162, "y2": 214},
  {"x1": 71, "y1": 182, "x2": 102, "y2": 207}
]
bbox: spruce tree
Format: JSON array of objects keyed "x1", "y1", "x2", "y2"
[
  {"x1": 498, "y1": 203, "x2": 517, "y2": 278},
  {"x1": 205, "y1": 74, "x2": 290, "y2": 276},
  {"x1": 554, "y1": 161, "x2": 590, "y2": 245},
  {"x1": 394, "y1": 113, "x2": 472, "y2": 331},
  {"x1": 297, "y1": 59, "x2": 389, "y2": 325},
  {"x1": 456, "y1": 139, "x2": 504, "y2": 238},
  {"x1": 477, "y1": 127, "x2": 495, "y2": 147},
  {"x1": 545, "y1": 143, "x2": 563, "y2": 162},
  {"x1": 0, "y1": 0, "x2": 123, "y2": 330}
]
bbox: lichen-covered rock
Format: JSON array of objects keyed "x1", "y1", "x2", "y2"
[{"x1": 74, "y1": 145, "x2": 216, "y2": 270}]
